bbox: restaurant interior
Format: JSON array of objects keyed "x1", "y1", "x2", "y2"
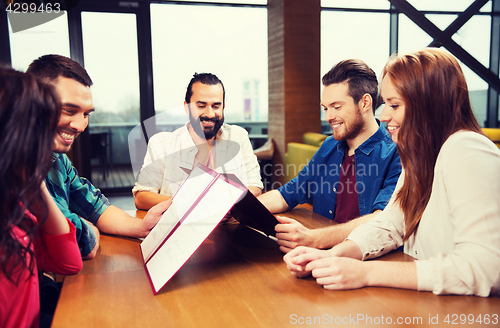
[{"x1": 2, "y1": 0, "x2": 499, "y2": 197}]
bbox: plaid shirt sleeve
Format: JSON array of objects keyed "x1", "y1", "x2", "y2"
[{"x1": 45, "y1": 154, "x2": 111, "y2": 258}]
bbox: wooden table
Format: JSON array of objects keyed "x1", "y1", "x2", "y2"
[{"x1": 52, "y1": 206, "x2": 500, "y2": 327}]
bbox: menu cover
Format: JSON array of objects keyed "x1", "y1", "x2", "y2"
[
  {"x1": 140, "y1": 164, "x2": 279, "y2": 294},
  {"x1": 230, "y1": 184, "x2": 279, "y2": 238},
  {"x1": 178, "y1": 165, "x2": 280, "y2": 238}
]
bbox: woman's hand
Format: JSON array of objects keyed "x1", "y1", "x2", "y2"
[
  {"x1": 306, "y1": 256, "x2": 368, "y2": 290},
  {"x1": 283, "y1": 246, "x2": 330, "y2": 278}
]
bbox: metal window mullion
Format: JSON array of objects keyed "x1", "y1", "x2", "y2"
[{"x1": 487, "y1": 0, "x2": 500, "y2": 127}]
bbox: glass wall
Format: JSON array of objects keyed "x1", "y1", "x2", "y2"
[
  {"x1": 322, "y1": 0, "x2": 389, "y2": 10},
  {"x1": 81, "y1": 12, "x2": 141, "y2": 187},
  {"x1": 321, "y1": 0, "x2": 496, "y2": 127},
  {"x1": 8, "y1": 12, "x2": 70, "y2": 70},
  {"x1": 321, "y1": 10, "x2": 390, "y2": 118},
  {"x1": 150, "y1": 3, "x2": 268, "y2": 127},
  {"x1": 81, "y1": 12, "x2": 140, "y2": 127},
  {"x1": 406, "y1": 0, "x2": 491, "y2": 12},
  {"x1": 321, "y1": 11, "x2": 390, "y2": 80},
  {"x1": 174, "y1": 0, "x2": 267, "y2": 4},
  {"x1": 399, "y1": 13, "x2": 491, "y2": 126}
]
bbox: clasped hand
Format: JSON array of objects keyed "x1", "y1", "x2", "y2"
[{"x1": 283, "y1": 246, "x2": 369, "y2": 290}]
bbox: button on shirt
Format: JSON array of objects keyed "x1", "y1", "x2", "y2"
[{"x1": 278, "y1": 121, "x2": 401, "y2": 220}]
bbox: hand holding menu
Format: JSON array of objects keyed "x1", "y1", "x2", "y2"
[{"x1": 141, "y1": 164, "x2": 278, "y2": 294}]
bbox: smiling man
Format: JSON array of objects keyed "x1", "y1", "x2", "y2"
[
  {"x1": 258, "y1": 59, "x2": 401, "y2": 253},
  {"x1": 133, "y1": 73, "x2": 263, "y2": 210},
  {"x1": 26, "y1": 55, "x2": 170, "y2": 259}
]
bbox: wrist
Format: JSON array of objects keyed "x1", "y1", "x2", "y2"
[
  {"x1": 327, "y1": 240, "x2": 362, "y2": 259},
  {"x1": 314, "y1": 227, "x2": 336, "y2": 249},
  {"x1": 310, "y1": 229, "x2": 331, "y2": 249},
  {"x1": 135, "y1": 217, "x2": 150, "y2": 238},
  {"x1": 363, "y1": 261, "x2": 377, "y2": 287}
]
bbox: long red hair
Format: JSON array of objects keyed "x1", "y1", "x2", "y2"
[{"x1": 383, "y1": 48, "x2": 482, "y2": 240}]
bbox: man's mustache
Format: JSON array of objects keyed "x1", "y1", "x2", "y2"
[{"x1": 199, "y1": 116, "x2": 220, "y2": 123}]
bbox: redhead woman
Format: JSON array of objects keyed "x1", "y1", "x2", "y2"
[{"x1": 283, "y1": 48, "x2": 500, "y2": 297}]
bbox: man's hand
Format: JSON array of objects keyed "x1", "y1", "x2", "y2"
[
  {"x1": 276, "y1": 211, "x2": 383, "y2": 252},
  {"x1": 140, "y1": 199, "x2": 172, "y2": 233},
  {"x1": 275, "y1": 216, "x2": 317, "y2": 253}
]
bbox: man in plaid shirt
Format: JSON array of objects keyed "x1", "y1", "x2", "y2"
[{"x1": 27, "y1": 54, "x2": 170, "y2": 259}]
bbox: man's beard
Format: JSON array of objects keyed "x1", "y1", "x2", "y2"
[
  {"x1": 332, "y1": 105, "x2": 365, "y2": 141},
  {"x1": 189, "y1": 110, "x2": 224, "y2": 140}
]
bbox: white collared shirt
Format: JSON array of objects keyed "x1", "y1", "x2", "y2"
[
  {"x1": 347, "y1": 131, "x2": 500, "y2": 296},
  {"x1": 132, "y1": 123, "x2": 263, "y2": 197}
]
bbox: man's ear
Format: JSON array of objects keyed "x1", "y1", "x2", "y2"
[
  {"x1": 359, "y1": 93, "x2": 373, "y2": 115},
  {"x1": 184, "y1": 101, "x2": 190, "y2": 115}
]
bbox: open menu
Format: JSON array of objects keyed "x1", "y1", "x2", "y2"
[{"x1": 141, "y1": 164, "x2": 279, "y2": 294}]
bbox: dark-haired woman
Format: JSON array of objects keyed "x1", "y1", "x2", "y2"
[
  {"x1": 0, "y1": 67, "x2": 82, "y2": 327},
  {"x1": 283, "y1": 48, "x2": 500, "y2": 297}
]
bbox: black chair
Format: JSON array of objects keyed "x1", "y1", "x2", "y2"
[{"x1": 90, "y1": 132, "x2": 109, "y2": 181}]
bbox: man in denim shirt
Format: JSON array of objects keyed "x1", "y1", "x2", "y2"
[
  {"x1": 259, "y1": 59, "x2": 401, "y2": 253},
  {"x1": 27, "y1": 55, "x2": 170, "y2": 259}
]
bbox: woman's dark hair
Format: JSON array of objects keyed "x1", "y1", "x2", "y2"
[
  {"x1": 382, "y1": 48, "x2": 482, "y2": 240},
  {"x1": 0, "y1": 66, "x2": 61, "y2": 283}
]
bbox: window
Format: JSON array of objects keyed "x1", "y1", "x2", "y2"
[
  {"x1": 398, "y1": 13, "x2": 491, "y2": 126},
  {"x1": 8, "y1": 12, "x2": 69, "y2": 71},
  {"x1": 150, "y1": 3, "x2": 268, "y2": 125},
  {"x1": 407, "y1": 0, "x2": 491, "y2": 12},
  {"x1": 81, "y1": 12, "x2": 140, "y2": 125},
  {"x1": 81, "y1": 11, "x2": 141, "y2": 186},
  {"x1": 321, "y1": 10, "x2": 390, "y2": 117},
  {"x1": 173, "y1": 0, "x2": 267, "y2": 4},
  {"x1": 322, "y1": 0, "x2": 389, "y2": 10},
  {"x1": 321, "y1": 11, "x2": 390, "y2": 76}
]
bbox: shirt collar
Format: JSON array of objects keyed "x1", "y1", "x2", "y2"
[
  {"x1": 335, "y1": 119, "x2": 390, "y2": 156},
  {"x1": 52, "y1": 152, "x2": 61, "y2": 163},
  {"x1": 218, "y1": 123, "x2": 229, "y2": 140},
  {"x1": 356, "y1": 119, "x2": 391, "y2": 156}
]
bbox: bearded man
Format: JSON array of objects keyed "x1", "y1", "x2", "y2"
[
  {"x1": 258, "y1": 59, "x2": 401, "y2": 253},
  {"x1": 133, "y1": 73, "x2": 263, "y2": 210}
]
